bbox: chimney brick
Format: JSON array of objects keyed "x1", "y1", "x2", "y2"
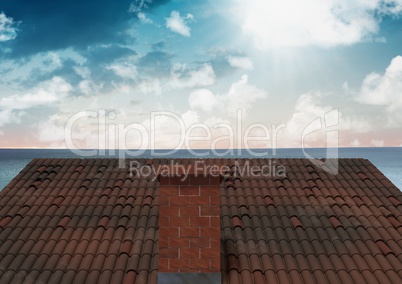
[{"x1": 158, "y1": 164, "x2": 221, "y2": 274}]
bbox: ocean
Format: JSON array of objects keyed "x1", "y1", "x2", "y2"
[{"x1": 0, "y1": 147, "x2": 401, "y2": 190}]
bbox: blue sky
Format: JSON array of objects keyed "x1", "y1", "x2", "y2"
[{"x1": 1, "y1": 0, "x2": 402, "y2": 150}]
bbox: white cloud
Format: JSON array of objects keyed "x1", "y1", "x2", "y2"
[
  {"x1": 0, "y1": 77, "x2": 72, "y2": 129},
  {"x1": 138, "y1": 12, "x2": 153, "y2": 24},
  {"x1": 181, "y1": 110, "x2": 199, "y2": 128},
  {"x1": 170, "y1": 63, "x2": 215, "y2": 89},
  {"x1": 279, "y1": 91, "x2": 379, "y2": 147},
  {"x1": 74, "y1": 66, "x2": 91, "y2": 78},
  {"x1": 129, "y1": 0, "x2": 152, "y2": 14},
  {"x1": 189, "y1": 74, "x2": 267, "y2": 116},
  {"x1": 357, "y1": 55, "x2": 402, "y2": 110},
  {"x1": 0, "y1": 51, "x2": 72, "y2": 84},
  {"x1": 0, "y1": 109, "x2": 22, "y2": 128},
  {"x1": 141, "y1": 111, "x2": 188, "y2": 149},
  {"x1": 351, "y1": 139, "x2": 361, "y2": 147},
  {"x1": 37, "y1": 111, "x2": 105, "y2": 149},
  {"x1": 106, "y1": 62, "x2": 138, "y2": 80},
  {"x1": 78, "y1": 80, "x2": 100, "y2": 96},
  {"x1": 49, "y1": 53, "x2": 63, "y2": 70},
  {"x1": 138, "y1": 78, "x2": 162, "y2": 95},
  {"x1": 354, "y1": 55, "x2": 402, "y2": 127},
  {"x1": 340, "y1": 115, "x2": 373, "y2": 133},
  {"x1": 0, "y1": 92, "x2": 58, "y2": 110},
  {"x1": 281, "y1": 92, "x2": 333, "y2": 147},
  {"x1": 37, "y1": 114, "x2": 67, "y2": 145},
  {"x1": 224, "y1": 75, "x2": 267, "y2": 115},
  {"x1": 0, "y1": 12, "x2": 18, "y2": 42},
  {"x1": 189, "y1": 89, "x2": 218, "y2": 112},
  {"x1": 227, "y1": 56, "x2": 254, "y2": 70},
  {"x1": 371, "y1": 139, "x2": 385, "y2": 147},
  {"x1": 232, "y1": 0, "x2": 402, "y2": 48},
  {"x1": 165, "y1": 11, "x2": 194, "y2": 37},
  {"x1": 74, "y1": 66, "x2": 103, "y2": 95},
  {"x1": 0, "y1": 77, "x2": 71, "y2": 110}
]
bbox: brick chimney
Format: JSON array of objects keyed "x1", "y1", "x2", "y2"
[{"x1": 157, "y1": 162, "x2": 221, "y2": 283}]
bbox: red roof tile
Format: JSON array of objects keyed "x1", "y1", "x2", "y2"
[{"x1": 1, "y1": 158, "x2": 402, "y2": 283}]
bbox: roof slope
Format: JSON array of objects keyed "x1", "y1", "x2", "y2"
[
  {"x1": 219, "y1": 158, "x2": 402, "y2": 284},
  {"x1": 0, "y1": 158, "x2": 159, "y2": 284},
  {"x1": 0, "y1": 158, "x2": 401, "y2": 284}
]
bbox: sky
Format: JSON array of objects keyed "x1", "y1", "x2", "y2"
[{"x1": 0, "y1": 0, "x2": 402, "y2": 151}]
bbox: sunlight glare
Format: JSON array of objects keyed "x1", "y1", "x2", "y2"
[{"x1": 232, "y1": 0, "x2": 380, "y2": 49}]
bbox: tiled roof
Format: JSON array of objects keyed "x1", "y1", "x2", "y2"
[
  {"x1": 0, "y1": 158, "x2": 402, "y2": 283},
  {"x1": 219, "y1": 158, "x2": 402, "y2": 284},
  {"x1": 0, "y1": 158, "x2": 159, "y2": 284}
]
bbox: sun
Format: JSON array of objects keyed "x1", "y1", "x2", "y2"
[{"x1": 231, "y1": 0, "x2": 379, "y2": 49}]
